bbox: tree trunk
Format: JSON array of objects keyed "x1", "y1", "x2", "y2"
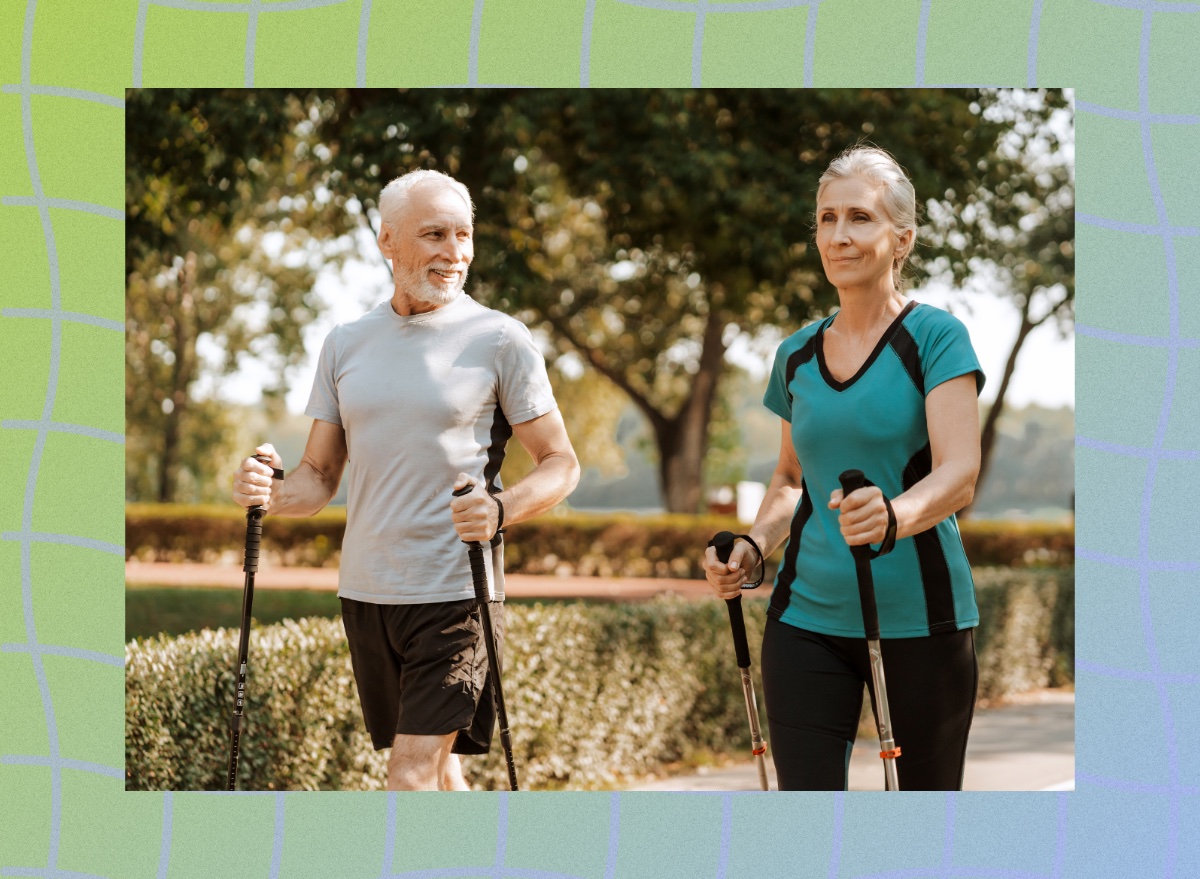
[
  {"x1": 960, "y1": 285, "x2": 1073, "y2": 519},
  {"x1": 653, "y1": 309, "x2": 727, "y2": 513},
  {"x1": 962, "y1": 316, "x2": 1033, "y2": 519},
  {"x1": 544, "y1": 300, "x2": 729, "y2": 513}
]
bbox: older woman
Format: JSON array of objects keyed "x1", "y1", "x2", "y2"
[{"x1": 705, "y1": 146, "x2": 985, "y2": 791}]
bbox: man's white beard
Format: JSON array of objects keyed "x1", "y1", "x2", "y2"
[{"x1": 399, "y1": 264, "x2": 468, "y2": 306}]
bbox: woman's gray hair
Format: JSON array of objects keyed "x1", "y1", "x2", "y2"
[
  {"x1": 378, "y1": 170, "x2": 474, "y2": 229},
  {"x1": 818, "y1": 146, "x2": 918, "y2": 290}
]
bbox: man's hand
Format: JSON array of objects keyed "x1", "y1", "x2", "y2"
[
  {"x1": 232, "y1": 444, "x2": 283, "y2": 512},
  {"x1": 450, "y1": 474, "x2": 500, "y2": 542}
]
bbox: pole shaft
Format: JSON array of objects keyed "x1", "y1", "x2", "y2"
[
  {"x1": 713, "y1": 532, "x2": 769, "y2": 791},
  {"x1": 228, "y1": 508, "x2": 262, "y2": 791},
  {"x1": 466, "y1": 542, "x2": 519, "y2": 791},
  {"x1": 838, "y1": 470, "x2": 901, "y2": 792}
]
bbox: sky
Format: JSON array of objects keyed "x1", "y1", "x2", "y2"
[{"x1": 200, "y1": 241, "x2": 1075, "y2": 418}]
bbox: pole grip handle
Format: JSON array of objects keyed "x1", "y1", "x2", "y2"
[
  {"x1": 244, "y1": 453, "x2": 282, "y2": 573},
  {"x1": 712, "y1": 530, "x2": 752, "y2": 669},
  {"x1": 837, "y1": 469, "x2": 868, "y2": 560},
  {"x1": 454, "y1": 484, "x2": 491, "y2": 603},
  {"x1": 838, "y1": 469, "x2": 881, "y2": 640},
  {"x1": 243, "y1": 509, "x2": 264, "y2": 573}
]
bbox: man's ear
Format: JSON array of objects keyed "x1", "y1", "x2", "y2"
[{"x1": 377, "y1": 222, "x2": 392, "y2": 257}]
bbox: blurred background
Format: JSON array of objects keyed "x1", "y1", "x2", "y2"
[
  {"x1": 125, "y1": 88, "x2": 1075, "y2": 791},
  {"x1": 126, "y1": 87, "x2": 1073, "y2": 518}
]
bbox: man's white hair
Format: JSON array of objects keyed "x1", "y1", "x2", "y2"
[{"x1": 378, "y1": 170, "x2": 474, "y2": 229}]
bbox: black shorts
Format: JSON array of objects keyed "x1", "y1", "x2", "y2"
[
  {"x1": 761, "y1": 617, "x2": 977, "y2": 791},
  {"x1": 339, "y1": 597, "x2": 504, "y2": 755}
]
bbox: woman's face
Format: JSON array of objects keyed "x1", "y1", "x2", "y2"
[{"x1": 815, "y1": 176, "x2": 909, "y2": 293}]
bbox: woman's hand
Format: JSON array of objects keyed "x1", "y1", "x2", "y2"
[
  {"x1": 703, "y1": 539, "x2": 758, "y2": 600},
  {"x1": 829, "y1": 484, "x2": 889, "y2": 547}
]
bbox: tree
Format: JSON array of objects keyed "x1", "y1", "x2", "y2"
[
  {"x1": 126, "y1": 89, "x2": 1071, "y2": 512},
  {"x1": 125, "y1": 90, "x2": 355, "y2": 500},
  {"x1": 924, "y1": 90, "x2": 1074, "y2": 514},
  {"x1": 314, "y1": 88, "x2": 1015, "y2": 511}
]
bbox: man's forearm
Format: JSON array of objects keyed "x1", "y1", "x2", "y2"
[
  {"x1": 267, "y1": 462, "x2": 339, "y2": 517},
  {"x1": 494, "y1": 452, "x2": 580, "y2": 527}
]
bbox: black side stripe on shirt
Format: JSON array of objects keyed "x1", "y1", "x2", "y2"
[
  {"x1": 903, "y1": 442, "x2": 958, "y2": 633},
  {"x1": 768, "y1": 479, "x2": 813, "y2": 620},
  {"x1": 484, "y1": 403, "x2": 513, "y2": 496},
  {"x1": 784, "y1": 335, "x2": 819, "y2": 408},
  {"x1": 889, "y1": 323, "x2": 925, "y2": 397}
]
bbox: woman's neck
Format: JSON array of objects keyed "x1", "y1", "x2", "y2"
[{"x1": 833, "y1": 287, "x2": 906, "y2": 336}]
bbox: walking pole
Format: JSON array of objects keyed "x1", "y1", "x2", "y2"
[
  {"x1": 451, "y1": 484, "x2": 519, "y2": 791},
  {"x1": 227, "y1": 453, "x2": 284, "y2": 791},
  {"x1": 709, "y1": 531, "x2": 769, "y2": 791},
  {"x1": 837, "y1": 469, "x2": 901, "y2": 791}
]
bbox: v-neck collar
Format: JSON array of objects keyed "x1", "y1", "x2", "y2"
[{"x1": 815, "y1": 300, "x2": 919, "y2": 391}]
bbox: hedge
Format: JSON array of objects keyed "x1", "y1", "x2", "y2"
[
  {"x1": 126, "y1": 504, "x2": 1074, "y2": 572},
  {"x1": 126, "y1": 566, "x2": 1073, "y2": 791}
]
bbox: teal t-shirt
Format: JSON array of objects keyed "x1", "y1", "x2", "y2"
[{"x1": 762, "y1": 300, "x2": 986, "y2": 638}]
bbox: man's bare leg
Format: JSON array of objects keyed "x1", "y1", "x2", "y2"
[
  {"x1": 388, "y1": 733, "x2": 456, "y2": 791},
  {"x1": 439, "y1": 753, "x2": 471, "y2": 791}
]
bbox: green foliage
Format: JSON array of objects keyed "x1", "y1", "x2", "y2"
[
  {"x1": 126, "y1": 570, "x2": 1072, "y2": 790},
  {"x1": 126, "y1": 90, "x2": 357, "y2": 501},
  {"x1": 126, "y1": 504, "x2": 1075, "y2": 572},
  {"x1": 974, "y1": 566, "x2": 1075, "y2": 694},
  {"x1": 126, "y1": 88, "x2": 1072, "y2": 511},
  {"x1": 125, "y1": 619, "x2": 386, "y2": 791}
]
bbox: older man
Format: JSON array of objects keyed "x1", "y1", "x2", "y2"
[{"x1": 231, "y1": 170, "x2": 579, "y2": 790}]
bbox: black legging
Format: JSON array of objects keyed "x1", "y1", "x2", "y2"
[{"x1": 760, "y1": 617, "x2": 978, "y2": 791}]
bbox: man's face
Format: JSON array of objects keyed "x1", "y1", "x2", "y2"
[{"x1": 387, "y1": 181, "x2": 474, "y2": 306}]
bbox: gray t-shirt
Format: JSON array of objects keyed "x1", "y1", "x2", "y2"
[{"x1": 305, "y1": 293, "x2": 557, "y2": 604}]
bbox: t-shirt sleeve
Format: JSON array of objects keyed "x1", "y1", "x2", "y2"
[
  {"x1": 762, "y1": 338, "x2": 794, "y2": 422},
  {"x1": 496, "y1": 320, "x2": 558, "y2": 425},
  {"x1": 304, "y1": 328, "x2": 344, "y2": 426},
  {"x1": 923, "y1": 312, "x2": 987, "y2": 396}
]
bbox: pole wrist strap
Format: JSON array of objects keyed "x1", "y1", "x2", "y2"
[{"x1": 489, "y1": 491, "x2": 506, "y2": 547}]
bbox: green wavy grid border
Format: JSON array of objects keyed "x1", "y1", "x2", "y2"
[{"x1": 2, "y1": 0, "x2": 1198, "y2": 877}]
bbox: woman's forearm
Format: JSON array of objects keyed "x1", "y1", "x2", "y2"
[
  {"x1": 748, "y1": 471, "x2": 804, "y2": 557},
  {"x1": 891, "y1": 374, "x2": 982, "y2": 538},
  {"x1": 890, "y1": 460, "x2": 977, "y2": 539}
]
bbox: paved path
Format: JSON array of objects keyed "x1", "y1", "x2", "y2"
[
  {"x1": 125, "y1": 560, "x2": 752, "y2": 601},
  {"x1": 628, "y1": 689, "x2": 1075, "y2": 792}
]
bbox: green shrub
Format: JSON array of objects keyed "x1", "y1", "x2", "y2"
[
  {"x1": 126, "y1": 504, "x2": 1074, "y2": 572},
  {"x1": 974, "y1": 566, "x2": 1075, "y2": 696},
  {"x1": 125, "y1": 621, "x2": 388, "y2": 791},
  {"x1": 126, "y1": 566, "x2": 1072, "y2": 791}
]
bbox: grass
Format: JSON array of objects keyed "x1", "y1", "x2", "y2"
[{"x1": 126, "y1": 584, "x2": 343, "y2": 641}]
